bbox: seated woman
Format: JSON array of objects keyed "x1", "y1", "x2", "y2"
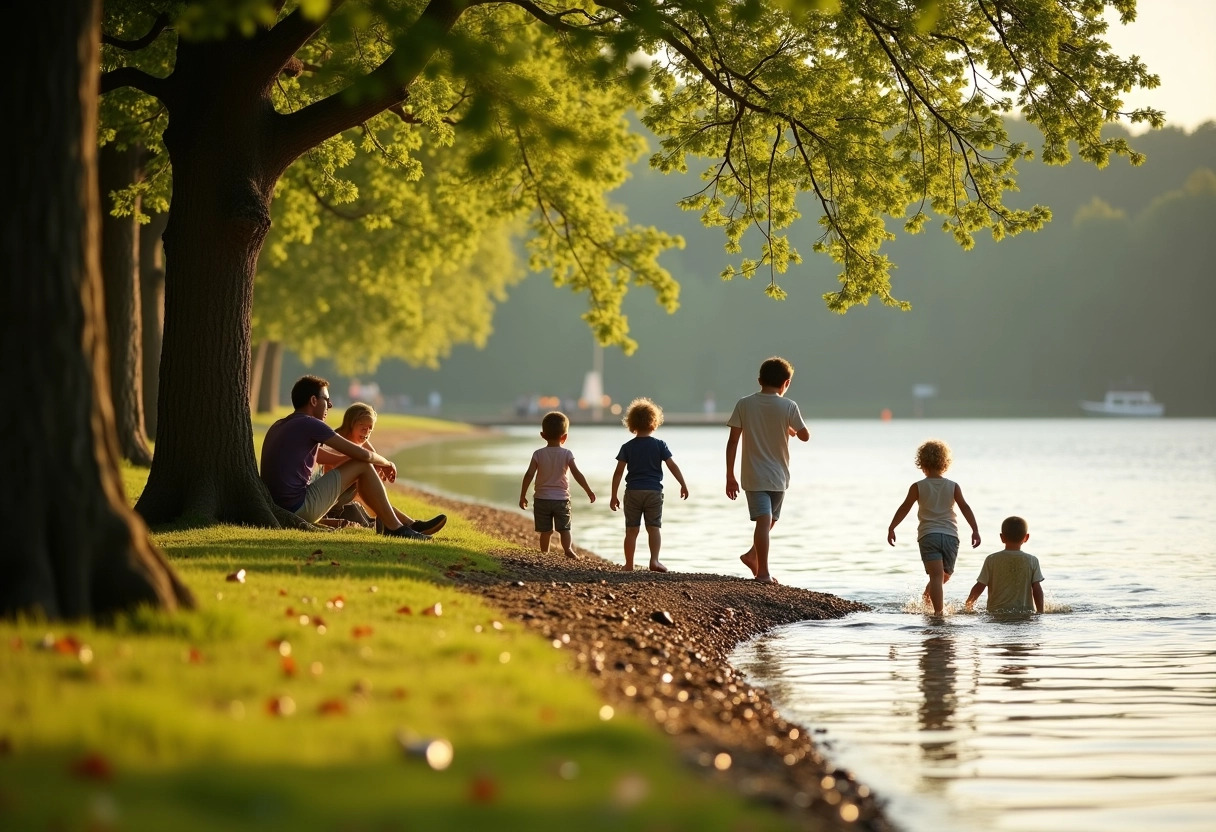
[{"x1": 320, "y1": 402, "x2": 446, "y2": 536}]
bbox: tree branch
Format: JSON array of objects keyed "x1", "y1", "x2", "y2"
[
  {"x1": 100, "y1": 66, "x2": 171, "y2": 102},
  {"x1": 251, "y1": 2, "x2": 342, "y2": 88},
  {"x1": 102, "y1": 12, "x2": 171, "y2": 50},
  {"x1": 270, "y1": 0, "x2": 468, "y2": 174}
]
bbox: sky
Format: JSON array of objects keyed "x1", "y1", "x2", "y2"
[{"x1": 1103, "y1": 0, "x2": 1216, "y2": 133}]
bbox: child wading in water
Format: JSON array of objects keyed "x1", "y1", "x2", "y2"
[
  {"x1": 886, "y1": 439, "x2": 981, "y2": 614},
  {"x1": 519, "y1": 411, "x2": 596, "y2": 557},
  {"x1": 609, "y1": 398, "x2": 689, "y2": 572},
  {"x1": 965, "y1": 515, "x2": 1045, "y2": 614},
  {"x1": 322, "y1": 403, "x2": 447, "y2": 535}
]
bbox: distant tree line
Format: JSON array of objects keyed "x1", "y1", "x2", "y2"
[{"x1": 362, "y1": 121, "x2": 1216, "y2": 418}]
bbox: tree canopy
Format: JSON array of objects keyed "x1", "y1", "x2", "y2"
[{"x1": 96, "y1": 0, "x2": 1161, "y2": 528}]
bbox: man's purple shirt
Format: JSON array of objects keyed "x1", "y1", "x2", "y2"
[{"x1": 260, "y1": 412, "x2": 336, "y2": 510}]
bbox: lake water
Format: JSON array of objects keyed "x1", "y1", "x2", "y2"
[{"x1": 398, "y1": 419, "x2": 1216, "y2": 832}]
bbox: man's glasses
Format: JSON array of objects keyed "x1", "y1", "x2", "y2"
[{"x1": 319, "y1": 396, "x2": 332, "y2": 407}]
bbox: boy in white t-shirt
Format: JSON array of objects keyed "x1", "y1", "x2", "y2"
[
  {"x1": 887, "y1": 439, "x2": 981, "y2": 614},
  {"x1": 726, "y1": 356, "x2": 811, "y2": 584},
  {"x1": 965, "y1": 516, "x2": 1045, "y2": 613},
  {"x1": 519, "y1": 411, "x2": 595, "y2": 558}
]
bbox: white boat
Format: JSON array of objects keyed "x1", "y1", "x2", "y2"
[{"x1": 1079, "y1": 390, "x2": 1165, "y2": 417}]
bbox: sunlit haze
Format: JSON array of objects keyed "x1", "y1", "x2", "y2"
[{"x1": 1104, "y1": 0, "x2": 1216, "y2": 132}]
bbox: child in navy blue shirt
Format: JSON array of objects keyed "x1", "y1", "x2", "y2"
[{"x1": 609, "y1": 398, "x2": 689, "y2": 572}]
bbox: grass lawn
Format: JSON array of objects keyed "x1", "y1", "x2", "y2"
[{"x1": 0, "y1": 417, "x2": 793, "y2": 832}]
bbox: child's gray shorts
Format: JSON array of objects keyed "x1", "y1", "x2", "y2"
[
  {"x1": 533, "y1": 498, "x2": 572, "y2": 532},
  {"x1": 745, "y1": 490, "x2": 785, "y2": 521},
  {"x1": 623, "y1": 489, "x2": 663, "y2": 528},
  {"x1": 918, "y1": 533, "x2": 960, "y2": 574}
]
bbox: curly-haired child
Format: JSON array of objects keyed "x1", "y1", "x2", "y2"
[
  {"x1": 886, "y1": 439, "x2": 981, "y2": 614},
  {"x1": 609, "y1": 398, "x2": 689, "y2": 572}
]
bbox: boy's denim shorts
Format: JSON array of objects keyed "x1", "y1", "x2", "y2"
[
  {"x1": 533, "y1": 498, "x2": 572, "y2": 532},
  {"x1": 623, "y1": 489, "x2": 663, "y2": 528},
  {"x1": 919, "y1": 533, "x2": 960, "y2": 574},
  {"x1": 745, "y1": 490, "x2": 785, "y2": 522}
]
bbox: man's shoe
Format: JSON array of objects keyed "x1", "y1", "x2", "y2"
[
  {"x1": 411, "y1": 514, "x2": 447, "y2": 536},
  {"x1": 378, "y1": 523, "x2": 431, "y2": 541}
]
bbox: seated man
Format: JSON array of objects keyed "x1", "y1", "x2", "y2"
[{"x1": 260, "y1": 375, "x2": 445, "y2": 539}]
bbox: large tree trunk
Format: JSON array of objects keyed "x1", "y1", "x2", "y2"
[
  {"x1": 135, "y1": 159, "x2": 283, "y2": 526},
  {"x1": 139, "y1": 209, "x2": 168, "y2": 439},
  {"x1": 256, "y1": 340, "x2": 283, "y2": 414},
  {"x1": 2, "y1": 0, "x2": 192, "y2": 620},
  {"x1": 99, "y1": 141, "x2": 153, "y2": 466},
  {"x1": 135, "y1": 37, "x2": 289, "y2": 527}
]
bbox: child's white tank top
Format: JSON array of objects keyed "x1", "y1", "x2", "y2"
[{"x1": 916, "y1": 477, "x2": 958, "y2": 539}]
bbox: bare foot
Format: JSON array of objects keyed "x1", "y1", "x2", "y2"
[
  {"x1": 739, "y1": 552, "x2": 758, "y2": 577},
  {"x1": 564, "y1": 550, "x2": 580, "y2": 559},
  {"x1": 753, "y1": 574, "x2": 779, "y2": 584},
  {"x1": 621, "y1": 563, "x2": 634, "y2": 571},
  {"x1": 648, "y1": 560, "x2": 668, "y2": 573}
]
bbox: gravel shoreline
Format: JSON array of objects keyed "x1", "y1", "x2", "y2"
[{"x1": 392, "y1": 476, "x2": 894, "y2": 832}]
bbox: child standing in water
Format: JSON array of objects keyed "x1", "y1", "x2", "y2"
[
  {"x1": 321, "y1": 402, "x2": 447, "y2": 535},
  {"x1": 965, "y1": 515, "x2": 1045, "y2": 614},
  {"x1": 886, "y1": 439, "x2": 981, "y2": 614},
  {"x1": 609, "y1": 397, "x2": 689, "y2": 572},
  {"x1": 519, "y1": 411, "x2": 596, "y2": 557}
]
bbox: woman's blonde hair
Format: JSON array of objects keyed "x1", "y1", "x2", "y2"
[
  {"x1": 623, "y1": 397, "x2": 664, "y2": 433},
  {"x1": 915, "y1": 439, "x2": 952, "y2": 473},
  {"x1": 337, "y1": 402, "x2": 377, "y2": 439}
]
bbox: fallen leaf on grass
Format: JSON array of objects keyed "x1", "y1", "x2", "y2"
[
  {"x1": 51, "y1": 635, "x2": 82, "y2": 655},
  {"x1": 326, "y1": 595, "x2": 345, "y2": 609},
  {"x1": 281, "y1": 657, "x2": 297, "y2": 677},
  {"x1": 396, "y1": 606, "x2": 412, "y2": 615},
  {"x1": 70, "y1": 753, "x2": 113, "y2": 781},
  {"x1": 330, "y1": 561, "x2": 341, "y2": 567},
  {"x1": 226, "y1": 569, "x2": 246, "y2": 583},
  {"x1": 470, "y1": 774, "x2": 498, "y2": 803},
  {"x1": 267, "y1": 639, "x2": 292, "y2": 656},
  {"x1": 266, "y1": 696, "x2": 296, "y2": 717},
  {"x1": 422, "y1": 603, "x2": 442, "y2": 617},
  {"x1": 10, "y1": 637, "x2": 23, "y2": 650},
  {"x1": 187, "y1": 648, "x2": 204, "y2": 664},
  {"x1": 317, "y1": 698, "x2": 347, "y2": 716},
  {"x1": 278, "y1": 588, "x2": 289, "y2": 597},
  {"x1": 352, "y1": 626, "x2": 374, "y2": 639}
]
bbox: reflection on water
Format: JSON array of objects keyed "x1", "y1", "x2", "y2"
[
  {"x1": 400, "y1": 420, "x2": 1216, "y2": 832},
  {"x1": 734, "y1": 610, "x2": 1216, "y2": 832}
]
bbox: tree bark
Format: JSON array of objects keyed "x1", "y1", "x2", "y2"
[
  {"x1": 256, "y1": 340, "x2": 283, "y2": 414},
  {"x1": 134, "y1": 35, "x2": 284, "y2": 526},
  {"x1": 139, "y1": 209, "x2": 167, "y2": 439},
  {"x1": 1, "y1": 0, "x2": 192, "y2": 620},
  {"x1": 100, "y1": 141, "x2": 153, "y2": 466}
]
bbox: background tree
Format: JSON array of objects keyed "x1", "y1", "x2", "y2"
[
  {"x1": 99, "y1": 140, "x2": 154, "y2": 464},
  {"x1": 251, "y1": 141, "x2": 528, "y2": 384},
  {"x1": 99, "y1": 0, "x2": 1160, "y2": 528},
  {"x1": 2, "y1": 1, "x2": 192, "y2": 620}
]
